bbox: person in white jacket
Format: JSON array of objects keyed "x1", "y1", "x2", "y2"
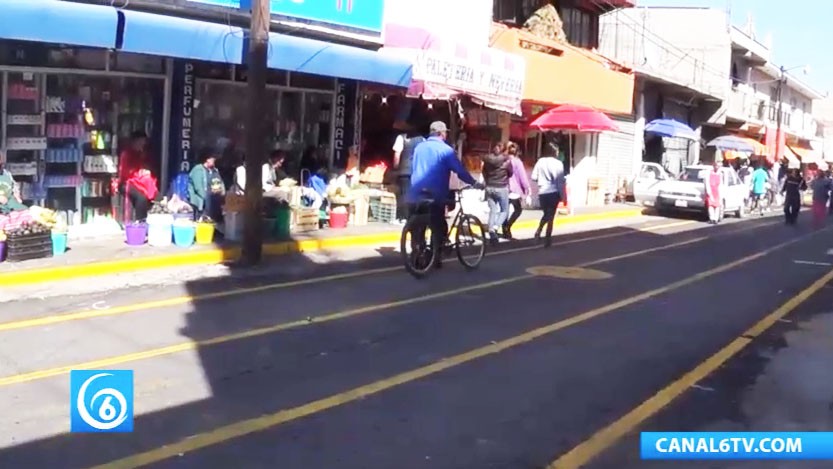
[
  {"x1": 531, "y1": 144, "x2": 566, "y2": 248},
  {"x1": 234, "y1": 150, "x2": 288, "y2": 194}
]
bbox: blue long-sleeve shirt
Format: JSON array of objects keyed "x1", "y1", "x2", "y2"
[{"x1": 406, "y1": 136, "x2": 476, "y2": 203}]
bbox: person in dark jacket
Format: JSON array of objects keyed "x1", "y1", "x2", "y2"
[
  {"x1": 481, "y1": 142, "x2": 513, "y2": 243},
  {"x1": 781, "y1": 168, "x2": 807, "y2": 225},
  {"x1": 393, "y1": 123, "x2": 426, "y2": 223}
]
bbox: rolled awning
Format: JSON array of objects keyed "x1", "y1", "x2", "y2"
[
  {"x1": 120, "y1": 9, "x2": 245, "y2": 64},
  {"x1": 1, "y1": 0, "x2": 119, "y2": 49}
]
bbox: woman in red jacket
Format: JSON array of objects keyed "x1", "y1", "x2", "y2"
[{"x1": 118, "y1": 131, "x2": 158, "y2": 221}]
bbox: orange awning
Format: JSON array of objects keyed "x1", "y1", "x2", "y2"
[
  {"x1": 788, "y1": 144, "x2": 821, "y2": 164},
  {"x1": 734, "y1": 136, "x2": 767, "y2": 156},
  {"x1": 490, "y1": 24, "x2": 634, "y2": 114}
]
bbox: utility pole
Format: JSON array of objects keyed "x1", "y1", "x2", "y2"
[
  {"x1": 241, "y1": 0, "x2": 270, "y2": 265},
  {"x1": 774, "y1": 65, "x2": 785, "y2": 164}
]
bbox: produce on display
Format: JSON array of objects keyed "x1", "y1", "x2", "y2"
[
  {"x1": 149, "y1": 199, "x2": 173, "y2": 215},
  {"x1": 4, "y1": 221, "x2": 51, "y2": 238}
]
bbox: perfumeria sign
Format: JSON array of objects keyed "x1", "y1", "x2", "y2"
[{"x1": 186, "y1": 0, "x2": 385, "y2": 33}]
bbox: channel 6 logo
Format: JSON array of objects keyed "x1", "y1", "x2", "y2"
[{"x1": 70, "y1": 370, "x2": 133, "y2": 432}]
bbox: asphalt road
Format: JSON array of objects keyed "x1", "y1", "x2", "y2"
[{"x1": 2, "y1": 213, "x2": 833, "y2": 469}]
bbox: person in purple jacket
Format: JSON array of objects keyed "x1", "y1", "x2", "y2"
[{"x1": 503, "y1": 142, "x2": 530, "y2": 239}]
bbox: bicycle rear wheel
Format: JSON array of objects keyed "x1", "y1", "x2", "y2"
[
  {"x1": 455, "y1": 214, "x2": 486, "y2": 270},
  {"x1": 401, "y1": 214, "x2": 437, "y2": 279}
]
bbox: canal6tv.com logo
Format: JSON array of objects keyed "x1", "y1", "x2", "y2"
[{"x1": 70, "y1": 370, "x2": 133, "y2": 432}]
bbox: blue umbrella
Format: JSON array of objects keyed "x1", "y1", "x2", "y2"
[
  {"x1": 707, "y1": 135, "x2": 755, "y2": 153},
  {"x1": 644, "y1": 119, "x2": 699, "y2": 141}
]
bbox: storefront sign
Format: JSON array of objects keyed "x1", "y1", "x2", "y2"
[
  {"x1": 333, "y1": 79, "x2": 358, "y2": 168},
  {"x1": 169, "y1": 61, "x2": 196, "y2": 178},
  {"x1": 185, "y1": 0, "x2": 384, "y2": 33},
  {"x1": 412, "y1": 49, "x2": 524, "y2": 102}
]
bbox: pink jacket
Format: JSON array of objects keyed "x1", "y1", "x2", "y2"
[{"x1": 507, "y1": 157, "x2": 530, "y2": 196}]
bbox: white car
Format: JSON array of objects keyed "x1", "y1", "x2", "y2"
[{"x1": 633, "y1": 162, "x2": 748, "y2": 219}]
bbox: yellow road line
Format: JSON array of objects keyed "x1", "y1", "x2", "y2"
[
  {"x1": 0, "y1": 209, "x2": 645, "y2": 287},
  {"x1": 89, "y1": 226, "x2": 822, "y2": 469},
  {"x1": 0, "y1": 220, "x2": 693, "y2": 333},
  {"x1": 0, "y1": 220, "x2": 726, "y2": 387},
  {"x1": 548, "y1": 266, "x2": 833, "y2": 469}
]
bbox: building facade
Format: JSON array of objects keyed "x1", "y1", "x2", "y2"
[
  {"x1": 1, "y1": 0, "x2": 413, "y2": 233},
  {"x1": 491, "y1": 0, "x2": 636, "y2": 207},
  {"x1": 600, "y1": 6, "x2": 732, "y2": 176}
]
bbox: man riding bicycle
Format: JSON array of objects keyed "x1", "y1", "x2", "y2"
[{"x1": 406, "y1": 121, "x2": 481, "y2": 267}]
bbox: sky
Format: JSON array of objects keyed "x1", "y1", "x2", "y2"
[{"x1": 635, "y1": 0, "x2": 831, "y2": 96}]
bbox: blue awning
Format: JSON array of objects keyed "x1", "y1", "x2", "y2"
[
  {"x1": 120, "y1": 10, "x2": 245, "y2": 64},
  {"x1": 1, "y1": 0, "x2": 119, "y2": 49},
  {"x1": 267, "y1": 33, "x2": 412, "y2": 87}
]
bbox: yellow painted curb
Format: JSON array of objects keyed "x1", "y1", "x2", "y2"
[{"x1": 0, "y1": 208, "x2": 643, "y2": 287}]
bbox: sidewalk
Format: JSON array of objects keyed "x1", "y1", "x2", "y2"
[{"x1": 0, "y1": 204, "x2": 644, "y2": 287}]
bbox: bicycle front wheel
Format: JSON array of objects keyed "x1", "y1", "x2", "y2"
[
  {"x1": 455, "y1": 214, "x2": 487, "y2": 270},
  {"x1": 400, "y1": 214, "x2": 436, "y2": 279}
]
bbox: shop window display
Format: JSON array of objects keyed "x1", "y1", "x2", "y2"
[
  {"x1": 193, "y1": 81, "x2": 279, "y2": 185},
  {"x1": 0, "y1": 71, "x2": 163, "y2": 227},
  {"x1": 194, "y1": 79, "x2": 333, "y2": 183},
  {"x1": 2, "y1": 72, "x2": 46, "y2": 207}
]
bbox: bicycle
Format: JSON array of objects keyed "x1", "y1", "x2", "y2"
[{"x1": 400, "y1": 186, "x2": 487, "y2": 279}]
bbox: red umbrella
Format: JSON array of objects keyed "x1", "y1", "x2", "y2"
[{"x1": 528, "y1": 104, "x2": 619, "y2": 132}]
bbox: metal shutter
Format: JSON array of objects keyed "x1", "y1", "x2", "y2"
[{"x1": 597, "y1": 116, "x2": 637, "y2": 193}]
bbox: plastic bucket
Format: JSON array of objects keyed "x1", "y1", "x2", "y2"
[
  {"x1": 173, "y1": 212, "x2": 194, "y2": 222},
  {"x1": 125, "y1": 223, "x2": 148, "y2": 246},
  {"x1": 195, "y1": 222, "x2": 215, "y2": 245},
  {"x1": 274, "y1": 207, "x2": 291, "y2": 239},
  {"x1": 0, "y1": 241, "x2": 5, "y2": 262},
  {"x1": 262, "y1": 218, "x2": 276, "y2": 237},
  {"x1": 148, "y1": 223, "x2": 173, "y2": 247},
  {"x1": 51, "y1": 232, "x2": 68, "y2": 256},
  {"x1": 173, "y1": 223, "x2": 196, "y2": 247},
  {"x1": 329, "y1": 211, "x2": 349, "y2": 229},
  {"x1": 223, "y1": 212, "x2": 242, "y2": 242}
]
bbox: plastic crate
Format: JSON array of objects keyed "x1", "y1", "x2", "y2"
[
  {"x1": 369, "y1": 196, "x2": 396, "y2": 223},
  {"x1": 5, "y1": 231, "x2": 53, "y2": 262}
]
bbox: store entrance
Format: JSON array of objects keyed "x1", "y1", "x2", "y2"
[{"x1": 193, "y1": 79, "x2": 334, "y2": 185}]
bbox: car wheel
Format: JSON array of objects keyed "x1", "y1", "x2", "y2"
[{"x1": 736, "y1": 201, "x2": 746, "y2": 219}]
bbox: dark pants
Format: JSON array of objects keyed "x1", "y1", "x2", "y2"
[
  {"x1": 504, "y1": 198, "x2": 523, "y2": 235},
  {"x1": 784, "y1": 195, "x2": 801, "y2": 224},
  {"x1": 408, "y1": 201, "x2": 448, "y2": 265},
  {"x1": 536, "y1": 191, "x2": 561, "y2": 246},
  {"x1": 199, "y1": 193, "x2": 225, "y2": 223},
  {"x1": 128, "y1": 185, "x2": 150, "y2": 221},
  {"x1": 397, "y1": 175, "x2": 411, "y2": 220}
]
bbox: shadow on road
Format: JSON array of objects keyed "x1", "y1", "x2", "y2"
[{"x1": 0, "y1": 217, "x2": 778, "y2": 467}]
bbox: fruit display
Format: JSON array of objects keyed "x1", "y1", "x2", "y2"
[
  {"x1": 28, "y1": 206, "x2": 60, "y2": 229},
  {"x1": 4, "y1": 221, "x2": 51, "y2": 239}
]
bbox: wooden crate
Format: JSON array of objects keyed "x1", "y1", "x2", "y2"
[
  {"x1": 351, "y1": 196, "x2": 370, "y2": 226},
  {"x1": 294, "y1": 208, "x2": 319, "y2": 232}
]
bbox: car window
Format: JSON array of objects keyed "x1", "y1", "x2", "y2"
[
  {"x1": 640, "y1": 165, "x2": 662, "y2": 180},
  {"x1": 680, "y1": 167, "x2": 705, "y2": 182}
]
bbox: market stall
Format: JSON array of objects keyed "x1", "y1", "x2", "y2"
[{"x1": 528, "y1": 104, "x2": 620, "y2": 211}]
